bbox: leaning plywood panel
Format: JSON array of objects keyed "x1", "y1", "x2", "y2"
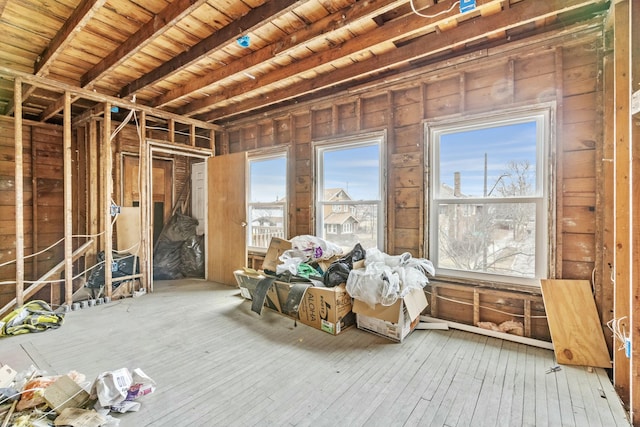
[
  {"x1": 540, "y1": 279, "x2": 611, "y2": 368},
  {"x1": 116, "y1": 207, "x2": 140, "y2": 256}
]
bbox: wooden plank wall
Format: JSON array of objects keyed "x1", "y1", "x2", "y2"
[
  {"x1": 0, "y1": 116, "x2": 65, "y2": 308},
  {"x1": 223, "y1": 27, "x2": 605, "y2": 342}
]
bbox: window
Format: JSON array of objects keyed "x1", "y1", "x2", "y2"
[
  {"x1": 315, "y1": 133, "x2": 385, "y2": 251},
  {"x1": 247, "y1": 152, "x2": 287, "y2": 250},
  {"x1": 427, "y1": 108, "x2": 552, "y2": 286}
]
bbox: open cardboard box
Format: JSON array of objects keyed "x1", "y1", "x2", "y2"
[
  {"x1": 234, "y1": 238, "x2": 354, "y2": 335},
  {"x1": 352, "y1": 287, "x2": 428, "y2": 342}
]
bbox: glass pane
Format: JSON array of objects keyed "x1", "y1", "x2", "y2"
[
  {"x1": 249, "y1": 205, "x2": 285, "y2": 248},
  {"x1": 323, "y1": 202, "x2": 378, "y2": 251},
  {"x1": 436, "y1": 202, "x2": 536, "y2": 278},
  {"x1": 439, "y1": 121, "x2": 537, "y2": 198},
  {"x1": 322, "y1": 145, "x2": 379, "y2": 201},
  {"x1": 250, "y1": 157, "x2": 286, "y2": 203}
]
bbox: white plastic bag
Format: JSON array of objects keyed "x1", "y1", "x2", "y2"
[
  {"x1": 346, "y1": 262, "x2": 400, "y2": 309},
  {"x1": 290, "y1": 235, "x2": 342, "y2": 261}
]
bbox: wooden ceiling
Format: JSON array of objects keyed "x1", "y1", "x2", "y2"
[{"x1": 0, "y1": 0, "x2": 609, "y2": 126}]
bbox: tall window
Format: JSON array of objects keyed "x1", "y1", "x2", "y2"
[
  {"x1": 247, "y1": 152, "x2": 287, "y2": 250},
  {"x1": 315, "y1": 133, "x2": 385, "y2": 251},
  {"x1": 427, "y1": 108, "x2": 552, "y2": 286}
]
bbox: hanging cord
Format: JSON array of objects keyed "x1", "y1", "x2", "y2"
[
  {"x1": 425, "y1": 290, "x2": 548, "y2": 319},
  {"x1": 409, "y1": 0, "x2": 461, "y2": 18}
]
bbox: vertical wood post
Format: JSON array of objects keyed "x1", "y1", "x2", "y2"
[
  {"x1": 63, "y1": 92, "x2": 73, "y2": 305},
  {"x1": 139, "y1": 111, "x2": 150, "y2": 292},
  {"x1": 613, "y1": 0, "x2": 631, "y2": 405},
  {"x1": 14, "y1": 78, "x2": 24, "y2": 307},
  {"x1": 103, "y1": 103, "x2": 113, "y2": 298},
  {"x1": 630, "y1": 0, "x2": 640, "y2": 422},
  {"x1": 88, "y1": 119, "x2": 99, "y2": 267}
]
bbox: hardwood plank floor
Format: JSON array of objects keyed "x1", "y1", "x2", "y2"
[{"x1": 0, "y1": 279, "x2": 630, "y2": 426}]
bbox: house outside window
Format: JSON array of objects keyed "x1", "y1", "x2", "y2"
[
  {"x1": 315, "y1": 133, "x2": 385, "y2": 251},
  {"x1": 247, "y1": 152, "x2": 287, "y2": 250},
  {"x1": 426, "y1": 106, "x2": 553, "y2": 287}
]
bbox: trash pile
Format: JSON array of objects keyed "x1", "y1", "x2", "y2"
[
  {"x1": 0, "y1": 364, "x2": 155, "y2": 426},
  {"x1": 272, "y1": 235, "x2": 435, "y2": 306}
]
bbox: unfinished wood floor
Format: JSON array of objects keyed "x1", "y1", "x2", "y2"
[{"x1": 0, "y1": 279, "x2": 629, "y2": 427}]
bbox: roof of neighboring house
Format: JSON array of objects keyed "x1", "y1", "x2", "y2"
[
  {"x1": 324, "y1": 212, "x2": 359, "y2": 225},
  {"x1": 324, "y1": 188, "x2": 353, "y2": 201}
]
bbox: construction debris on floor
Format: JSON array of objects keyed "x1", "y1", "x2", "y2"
[
  {"x1": 0, "y1": 364, "x2": 155, "y2": 427},
  {"x1": 0, "y1": 301, "x2": 64, "y2": 337}
]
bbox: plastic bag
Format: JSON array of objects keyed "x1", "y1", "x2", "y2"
[
  {"x1": 348, "y1": 249, "x2": 435, "y2": 307},
  {"x1": 180, "y1": 234, "x2": 205, "y2": 277},
  {"x1": 276, "y1": 255, "x2": 303, "y2": 276},
  {"x1": 322, "y1": 243, "x2": 365, "y2": 287},
  {"x1": 346, "y1": 262, "x2": 400, "y2": 308},
  {"x1": 290, "y1": 235, "x2": 342, "y2": 261}
]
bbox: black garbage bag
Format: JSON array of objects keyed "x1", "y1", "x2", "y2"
[
  {"x1": 322, "y1": 243, "x2": 365, "y2": 287},
  {"x1": 86, "y1": 251, "x2": 140, "y2": 289},
  {"x1": 180, "y1": 234, "x2": 205, "y2": 278},
  {"x1": 153, "y1": 212, "x2": 200, "y2": 279},
  {"x1": 158, "y1": 212, "x2": 198, "y2": 242},
  {"x1": 153, "y1": 240, "x2": 185, "y2": 280}
]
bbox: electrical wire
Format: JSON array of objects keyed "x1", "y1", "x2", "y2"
[
  {"x1": 425, "y1": 290, "x2": 548, "y2": 319},
  {"x1": 606, "y1": 316, "x2": 628, "y2": 351},
  {"x1": 146, "y1": 125, "x2": 212, "y2": 141},
  {"x1": 410, "y1": 0, "x2": 461, "y2": 19}
]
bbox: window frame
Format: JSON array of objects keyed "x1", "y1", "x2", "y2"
[
  {"x1": 246, "y1": 148, "x2": 289, "y2": 253},
  {"x1": 425, "y1": 105, "x2": 555, "y2": 288},
  {"x1": 313, "y1": 132, "x2": 387, "y2": 251}
]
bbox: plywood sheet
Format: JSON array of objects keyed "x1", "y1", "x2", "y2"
[
  {"x1": 540, "y1": 279, "x2": 611, "y2": 368},
  {"x1": 116, "y1": 207, "x2": 141, "y2": 256}
]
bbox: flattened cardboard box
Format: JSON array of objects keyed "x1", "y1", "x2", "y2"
[
  {"x1": 352, "y1": 287, "x2": 428, "y2": 342},
  {"x1": 234, "y1": 269, "x2": 262, "y2": 300},
  {"x1": 267, "y1": 281, "x2": 355, "y2": 335}
]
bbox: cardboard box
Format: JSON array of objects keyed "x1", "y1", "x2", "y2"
[
  {"x1": 234, "y1": 269, "x2": 262, "y2": 300},
  {"x1": 352, "y1": 287, "x2": 428, "y2": 342},
  {"x1": 234, "y1": 238, "x2": 355, "y2": 335}
]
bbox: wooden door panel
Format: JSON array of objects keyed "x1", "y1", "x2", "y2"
[{"x1": 207, "y1": 152, "x2": 246, "y2": 286}]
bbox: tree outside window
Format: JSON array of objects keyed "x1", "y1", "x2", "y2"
[{"x1": 427, "y1": 108, "x2": 551, "y2": 286}]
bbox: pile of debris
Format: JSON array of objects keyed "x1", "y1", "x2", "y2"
[{"x1": 0, "y1": 364, "x2": 155, "y2": 426}]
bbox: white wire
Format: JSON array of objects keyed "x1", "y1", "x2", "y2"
[
  {"x1": 607, "y1": 316, "x2": 628, "y2": 351},
  {"x1": 146, "y1": 125, "x2": 212, "y2": 141},
  {"x1": 410, "y1": 0, "x2": 461, "y2": 19},
  {"x1": 425, "y1": 290, "x2": 548, "y2": 319}
]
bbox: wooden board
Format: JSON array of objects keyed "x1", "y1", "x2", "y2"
[
  {"x1": 540, "y1": 279, "x2": 611, "y2": 368},
  {"x1": 116, "y1": 206, "x2": 140, "y2": 256},
  {"x1": 207, "y1": 152, "x2": 247, "y2": 286}
]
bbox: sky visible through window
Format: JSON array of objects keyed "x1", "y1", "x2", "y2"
[
  {"x1": 438, "y1": 121, "x2": 537, "y2": 197},
  {"x1": 322, "y1": 144, "x2": 380, "y2": 200},
  {"x1": 250, "y1": 157, "x2": 286, "y2": 203}
]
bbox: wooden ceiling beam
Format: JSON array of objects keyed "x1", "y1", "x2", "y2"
[
  {"x1": 0, "y1": 0, "x2": 8, "y2": 18},
  {"x1": 0, "y1": 66, "x2": 221, "y2": 130},
  {"x1": 118, "y1": 0, "x2": 306, "y2": 99},
  {"x1": 198, "y1": 0, "x2": 604, "y2": 121},
  {"x1": 34, "y1": 0, "x2": 108, "y2": 76},
  {"x1": 81, "y1": 0, "x2": 210, "y2": 87},
  {"x1": 17, "y1": 0, "x2": 107, "y2": 118},
  {"x1": 152, "y1": 0, "x2": 407, "y2": 107},
  {"x1": 179, "y1": 0, "x2": 504, "y2": 116}
]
